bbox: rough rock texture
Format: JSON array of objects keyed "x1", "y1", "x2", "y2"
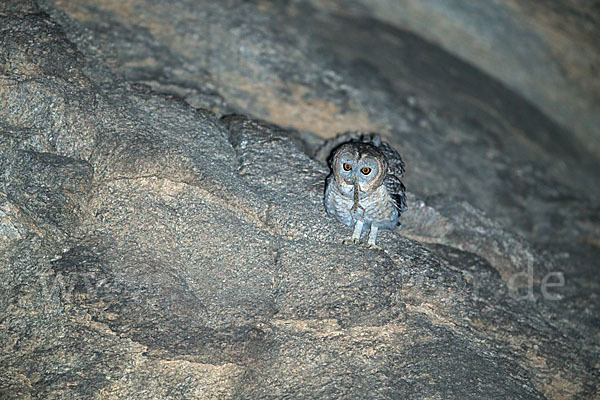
[
  {"x1": 1, "y1": 0, "x2": 598, "y2": 399},
  {"x1": 312, "y1": 0, "x2": 600, "y2": 161}
]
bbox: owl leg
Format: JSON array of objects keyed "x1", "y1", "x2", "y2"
[
  {"x1": 367, "y1": 225, "x2": 382, "y2": 250},
  {"x1": 343, "y1": 219, "x2": 363, "y2": 245},
  {"x1": 352, "y1": 219, "x2": 364, "y2": 241}
]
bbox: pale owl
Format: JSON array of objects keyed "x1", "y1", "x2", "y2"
[{"x1": 323, "y1": 133, "x2": 407, "y2": 248}]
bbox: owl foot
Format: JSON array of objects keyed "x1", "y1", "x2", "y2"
[
  {"x1": 360, "y1": 243, "x2": 382, "y2": 251},
  {"x1": 343, "y1": 238, "x2": 360, "y2": 245}
]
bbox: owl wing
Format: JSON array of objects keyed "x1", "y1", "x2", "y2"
[
  {"x1": 377, "y1": 140, "x2": 405, "y2": 177},
  {"x1": 323, "y1": 173, "x2": 336, "y2": 216},
  {"x1": 384, "y1": 174, "x2": 407, "y2": 214}
]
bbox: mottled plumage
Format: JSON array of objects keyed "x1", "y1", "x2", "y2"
[{"x1": 323, "y1": 133, "x2": 407, "y2": 248}]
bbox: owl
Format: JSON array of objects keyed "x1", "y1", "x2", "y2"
[{"x1": 323, "y1": 133, "x2": 407, "y2": 248}]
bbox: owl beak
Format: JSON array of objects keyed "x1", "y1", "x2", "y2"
[
  {"x1": 346, "y1": 175, "x2": 362, "y2": 192},
  {"x1": 345, "y1": 174, "x2": 355, "y2": 186}
]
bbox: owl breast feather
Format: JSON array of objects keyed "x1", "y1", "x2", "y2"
[{"x1": 325, "y1": 175, "x2": 400, "y2": 230}]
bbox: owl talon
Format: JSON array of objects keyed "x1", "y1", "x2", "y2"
[{"x1": 357, "y1": 242, "x2": 382, "y2": 250}]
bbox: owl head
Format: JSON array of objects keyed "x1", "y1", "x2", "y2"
[{"x1": 330, "y1": 142, "x2": 388, "y2": 192}]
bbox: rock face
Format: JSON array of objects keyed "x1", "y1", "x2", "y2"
[
  {"x1": 0, "y1": 0, "x2": 598, "y2": 399},
  {"x1": 314, "y1": 0, "x2": 600, "y2": 162}
]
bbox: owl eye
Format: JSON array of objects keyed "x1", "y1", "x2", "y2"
[
  {"x1": 361, "y1": 167, "x2": 371, "y2": 175},
  {"x1": 343, "y1": 163, "x2": 352, "y2": 171}
]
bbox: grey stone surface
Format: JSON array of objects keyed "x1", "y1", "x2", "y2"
[
  {"x1": 0, "y1": 0, "x2": 598, "y2": 399},
  {"x1": 311, "y1": 0, "x2": 600, "y2": 162}
]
